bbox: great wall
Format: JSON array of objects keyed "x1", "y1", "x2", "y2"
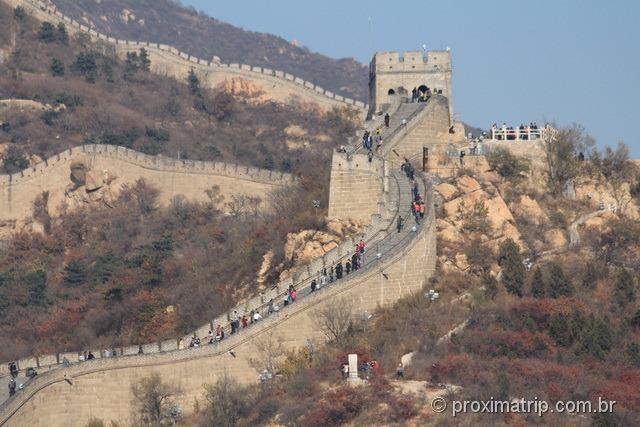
[
  {"x1": 0, "y1": 1, "x2": 470, "y2": 425},
  {"x1": 4, "y1": 0, "x2": 368, "y2": 114},
  {"x1": 0, "y1": 143, "x2": 295, "y2": 229}
]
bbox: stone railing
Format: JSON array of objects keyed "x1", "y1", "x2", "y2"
[
  {"x1": 15, "y1": 0, "x2": 367, "y2": 111},
  {"x1": 0, "y1": 144, "x2": 295, "y2": 188}
]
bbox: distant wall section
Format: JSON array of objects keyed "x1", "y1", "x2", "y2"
[{"x1": 0, "y1": 145, "x2": 293, "y2": 224}]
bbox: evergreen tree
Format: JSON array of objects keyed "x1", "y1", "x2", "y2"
[
  {"x1": 38, "y1": 22, "x2": 56, "y2": 43},
  {"x1": 139, "y1": 48, "x2": 151, "y2": 72},
  {"x1": 626, "y1": 342, "x2": 640, "y2": 368},
  {"x1": 613, "y1": 267, "x2": 635, "y2": 307},
  {"x1": 548, "y1": 262, "x2": 574, "y2": 298},
  {"x1": 50, "y1": 58, "x2": 64, "y2": 76},
  {"x1": 548, "y1": 314, "x2": 572, "y2": 346},
  {"x1": 187, "y1": 68, "x2": 200, "y2": 95},
  {"x1": 63, "y1": 260, "x2": 87, "y2": 287},
  {"x1": 57, "y1": 22, "x2": 68, "y2": 44},
  {"x1": 575, "y1": 315, "x2": 612, "y2": 360},
  {"x1": 13, "y1": 6, "x2": 25, "y2": 20},
  {"x1": 124, "y1": 51, "x2": 139, "y2": 80},
  {"x1": 530, "y1": 267, "x2": 545, "y2": 298},
  {"x1": 497, "y1": 238, "x2": 525, "y2": 297},
  {"x1": 72, "y1": 52, "x2": 98, "y2": 83}
]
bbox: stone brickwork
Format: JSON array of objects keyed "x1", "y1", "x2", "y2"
[
  {"x1": 0, "y1": 144, "x2": 294, "y2": 225},
  {"x1": 327, "y1": 152, "x2": 386, "y2": 223},
  {"x1": 369, "y1": 50, "x2": 453, "y2": 119},
  {"x1": 6, "y1": 0, "x2": 367, "y2": 113}
]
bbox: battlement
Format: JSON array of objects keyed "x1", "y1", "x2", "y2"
[
  {"x1": 371, "y1": 50, "x2": 451, "y2": 71},
  {"x1": 10, "y1": 0, "x2": 368, "y2": 112}
]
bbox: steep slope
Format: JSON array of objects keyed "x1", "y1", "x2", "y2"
[{"x1": 48, "y1": 0, "x2": 369, "y2": 101}]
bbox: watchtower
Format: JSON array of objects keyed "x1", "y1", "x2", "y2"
[{"x1": 368, "y1": 50, "x2": 453, "y2": 119}]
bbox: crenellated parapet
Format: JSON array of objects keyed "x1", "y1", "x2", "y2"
[{"x1": 7, "y1": 0, "x2": 367, "y2": 112}]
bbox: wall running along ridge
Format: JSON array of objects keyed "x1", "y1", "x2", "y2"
[
  {"x1": 4, "y1": 0, "x2": 368, "y2": 113},
  {"x1": 0, "y1": 144, "x2": 294, "y2": 224}
]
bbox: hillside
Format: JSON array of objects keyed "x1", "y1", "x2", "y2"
[
  {"x1": 46, "y1": 0, "x2": 369, "y2": 101},
  {"x1": 0, "y1": 3, "x2": 358, "y2": 360}
]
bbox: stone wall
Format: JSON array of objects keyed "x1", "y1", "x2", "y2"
[
  {"x1": 327, "y1": 151, "x2": 386, "y2": 223},
  {"x1": 8, "y1": 0, "x2": 367, "y2": 113},
  {"x1": 0, "y1": 144, "x2": 294, "y2": 224},
  {"x1": 1, "y1": 204, "x2": 436, "y2": 427},
  {"x1": 381, "y1": 95, "x2": 461, "y2": 162}
]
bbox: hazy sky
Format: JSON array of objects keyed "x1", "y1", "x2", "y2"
[{"x1": 182, "y1": 0, "x2": 640, "y2": 156}]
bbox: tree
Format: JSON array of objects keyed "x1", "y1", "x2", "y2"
[
  {"x1": 139, "y1": 48, "x2": 151, "y2": 72},
  {"x1": 72, "y1": 52, "x2": 98, "y2": 83},
  {"x1": 38, "y1": 22, "x2": 57, "y2": 43},
  {"x1": 131, "y1": 373, "x2": 181, "y2": 426},
  {"x1": 57, "y1": 23, "x2": 69, "y2": 44},
  {"x1": 465, "y1": 238, "x2": 492, "y2": 273},
  {"x1": 14, "y1": 6, "x2": 25, "y2": 20},
  {"x1": 482, "y1": 272, "x2": 498, "y2": 299},
  {"x1": 63, "y1": 260, "x2": 86, "y2": 287},
  {"x1": 201, "y1": 372, "x2": 249, "y2": 427},
  {"x1": 50, "y1": 58, "x2": 65, "y2": 76},
  {"x1": 575, "y1": 315, "x2": 612, "y2": 360},
  {"x1": 548, "y1": 262, "x2": 574, "y2": 298},
  {"x1": 626, "y1": 342, "x2": 640, "y2": 368},
  {"x1": 187, "y1": 68, "x2": 201, "y2": 95},
  {"x1": 456, "y1": 199, "x2": 491, "y2": 234},
  {"x1": 530, "y1": 267, "x2": 545, "y2": 298},
  {"x1": 497, "y1": 238, "x2": 524, "y2": 297},
  {"x1": 250, "y1": 335, "x2": 284, "y2": 375},
  {"x1": 25, "y1": 269, "x2": 47, "y2": 306},
  {"x1": 544, "y1": 124, "x2": 594, "y2": 194},
  {"x1": 613, "y1": 268, "x2": 635, "y2": 308},
  {"x1": 548, "y1": 314, "x2": 572, "y2": 347},
  {"x1": 312, "y1": 297, "x2": 354, "y2": 342},
  {"x1": 2, "y1": 145, "x2": 29, "y2": 173},
  {"x1": 486, "y1": 147, "x2": 530, "y2": 178}
]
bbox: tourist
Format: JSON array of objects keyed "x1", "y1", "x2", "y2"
[
  {"x1": 396, "y1": 362, "x2": 405, "y2": 379},
  {"x1": 368, "y1": 150, "x2": 373, "y2": 163},
  {"x1": 384, "y1": 113, "x2": 390, "y2": 127},
  {"x1": 351, "y1": 252, "x2": 359, "y2": 272},
  {"x1": 253, "y1": 311, "x2": 262, "y2": 322},
  {"x1": 241, "y1": 315, "x2": 248, "y2": 328},
  {"x1": 419, "y1": 202, "x2": 425, "y2": 219},
  {"x1": 357, "y1": 239, "x2": 366, "y2": 254},
  {"x1": 231, "y1": 310, "x2": 239, "y2": 334},
  {"x1": 329, "y1": 266, "x2": 335, "y2": 282},
  {"x1": 290, "y1": 286, "x2": 298, "y2": 302},
  {"x1": 311, "y1": 278, "x2": 317, "y2": 292},
  {"x1": 397, "y1": 216, "x2": 404, "y2": 233},
  {"x1": 208, "y1": 330, "x2": 214, "y2": 344},
  {"x1": 267, "y1": 299, "x2": 275, "y2": 315},
  {"x1": 87, "y1": 351, "x2": 95, "y2": 360},
  {"x1": 8, "y1": 378, "x2": 16, "y2": 396},
  {"x1": 376, "y1": 137, "x2": 383, "y2": 152},
  {"x1": 345, "y1": 260, "x2": 351, "y2": 275},
  {"x1": 319, "y1": 270, "x2": 327, "y2": 287},
  {"x1": 411, "y1": 87, "x2": 417, "y2": 102},
  {"x1": 336, "y1": 262, "x2": 343, "y2": 279},
  {"x1": 342, "y1": 364, "x2": 349, "y2": 380},
  {"x1": 138, "y1": 345, "x2": 144, "y2": 354}
]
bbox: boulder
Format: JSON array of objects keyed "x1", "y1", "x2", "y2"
[
  {"x1": 485, "y1": 195, "x2": 515, "y2": 230},
  {"x1": 544, "y1": 229, "x2": 567, "y2": 249},
  {"x1": 326, "y1": 220, "x2": 344, "y2": 238},
  {"x1": 511, "y1": 195, "x2": 548, "y2": 225},
  {"x1": 454, "y1": 253, "x2": 469, "y2": 271},
  {"x1": 436, "y1": 219, "x2": 462, "y2": 243},
  {"x1": 456, "y1": 175, "x2": 481, "y2": 194},
  {"x1": 434, "y1": 183, "x2": 458, "y2": 201},
  {"x1": 85, "y1": 169, "x2": 104, "y2": 191},
  {"x1": 69, "y1": 161, "x2": 87, "y2": 186},
  {"x1": 443, "y1": 190, "x2": 489, "y2": 218}
]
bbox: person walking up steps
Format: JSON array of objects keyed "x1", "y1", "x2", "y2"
[{"x1": 397, "y1": 216, "x2": 404, "y2": 233}]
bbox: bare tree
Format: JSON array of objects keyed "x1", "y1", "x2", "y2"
[
  {"x1": 201, "y1": 371, "x2": 249, "y2": 427},
  {"x1": 131, "y1": 373, "x2": 181, "y2": 426},
  {"x1": 249, "y1": 334, "x2": 285, "y2": 375},
  {"x1": 312, "y1": 297, "x2": 354, "y2": 343}
]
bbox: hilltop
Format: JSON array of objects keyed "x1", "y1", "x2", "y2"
[{"x1": 47, "y1": 0, "x2": 369, "y2": 101}]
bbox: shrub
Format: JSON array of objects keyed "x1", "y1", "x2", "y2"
[
  {"x1": 486, "y1": 147, "x2": 530, "y2": 178},
  {"x1": 2, "y1": 145, "x2": 29, "y2": 173},
  {"x1": 38, "y1": 22, "x2": 56, "y2": 43},
  {"x1": 498, "y1": 238, "x2": 524, "y2": 297},
  {"x1": 50, "y1": 58, "x2": 65, "y2": 76},
  {"x1": 548, "y1": 262, "x2": 574, "y2": 298}
]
